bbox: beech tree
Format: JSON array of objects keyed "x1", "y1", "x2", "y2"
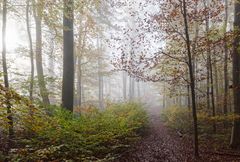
[
  {"x1": 26, "y1": 0, "x2": 34, "y2": 101},
  {"x1": 182, "y1": 0, "x2": 199, "y2": 156},
  {"x1": 223, "y1": 0, "x2": 229, "y2": 118},
  {"x1": 62, "y1": 0, "x2": 74, "y2": 111},
  {"x1": 230, "y1": 0, "x2": 240, "y2": 148},
  {"x1": 2, "y1": 0, "x2": 14, "y2": 151},
  {"x1": 33, "y1": 0, "x2": 50, "y2": 105}
]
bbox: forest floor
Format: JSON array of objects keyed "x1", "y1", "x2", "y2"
[{"x1": 115, "y1": 105, "x2": 240, "y2": 162}]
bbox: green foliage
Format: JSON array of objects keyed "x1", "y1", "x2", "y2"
[
  {"x1": 160, "y1": 106, "x2": 192, "y2": 133},
  {"x1": 161, "y1": 106, "x2": 239, "y2": 135},
  {"x1": 2, "y1": 102, "x2": 147, "y2": 161}
]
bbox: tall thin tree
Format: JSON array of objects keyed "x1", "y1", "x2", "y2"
[
  {"x1": 230, "y1": 0, "x2": 240, "y2": 148},
  {"x1": 33, "y1": 0, "x2": 50, "y2": 105},
  {"x1": 182, "y1": 0, "x2": 199, "y2": 157},
  {"x1": 26, "y1": 0, "x2": 34, "y2": 101},
  {"x1": 62, "y1": 0, "x2": 74, "y2": 111},
  {"x1": 223, "y1": 0, "x2": 229, "y2": 117},
  {"x1": 2, "y1": 0, "x2": 14, "y2": 151},
  {"x1": 122, "y1": 71, "x2": 127, "y2": 101}
]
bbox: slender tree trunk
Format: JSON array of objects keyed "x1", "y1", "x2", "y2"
[
  {"x1": 35, "y1": 17, "x2": 50, "y2": 105},
  {"x1": 97, "y1": 36, "x2": 104, "y2": 109},
  {"x1": 207, "y1": 63, "x2": 210, "y2": 111},
  {"x1": 132, "y1": 78, "x2": 135, "y2": 100},
  {"x1": 230, "y1": 0, "x2": 240, "y2": 148},
  {"x1": 77, "y1": 56, "x2": 82, "y2": 106},
  {"x1": 203, "y1": 0, "x2": 211, "y2": 114},
  {"x1": 213, "y1": 55, "x2": 219, "y2": 113},
  {"x1": 2, "y1": 0, "x2": 14, "y2": 153},
  {"x1": 187, "y1": 78, "x2": 191, "y2": 111},
  {"x1": 210, "y1": 54, "x2": 216, "y2": 133},
  {"x1": 33, "y1": 1, "x2": 50, "y2": 105},
  {"x1": 48, "y1": 32, "x2": 55, "y2": 78},
  {"x1": 163, "y1": 82, "x2": 166, "y2": 109},
  {"x1": 62, "y1": 0, "x2": 74, "y2": 111},
  {"x1": 82, "y1": 81, "x2": 85, "y2": 104},
  {"x1": 183, "y1": 0, "x2": 199, "y2": 157},
  {"x1": 179, "y1": 87, "x2": 182, "y2": 106},
  {"x1": 192, "y1": 1, "x2": 199, "y2": 107},
  {"x1": 26, "y1": 0, "x2": 34, "y2": 101},
  {"x1": 137, "y1": 81, "x2": 140, "y2": 99},
  {"x1": 123, "y1": 71, "x2": 127, "y2": 101},
  {"x1": 223, "y1": 0, "x2": 229, "y2": 116},
  {"x1": 129, "y1": 76, "x2": 132, "y2": 100},
  {"x1": 204, "y1": 0, "x2": 216, "y2": 133},
  {"x1": 76, "y1": 24, "x2": 87, "y2": 107}
]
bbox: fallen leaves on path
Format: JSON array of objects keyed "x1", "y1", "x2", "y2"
[{"x1": 115, "y1": 115, "x2": 240, "y2": 162}]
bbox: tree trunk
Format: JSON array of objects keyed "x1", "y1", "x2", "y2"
[
  {"x1": 182, "y1": 0, "x2": 199, "y2": 157},
  {"x1": 131, "y1": 78, "x2": 135, "y2": 100},
  {"x1": 163, "y1": 82, "x2": 166, "y2": 109},
  {"x1": 26, "y1": 0, "x2": 34, "y2": 101},
  {"x1": 77, "y1": 56, "x2": 82, "y2": 107},
  {"x1": 204, "y1": 0, "x2": 216, "y2": 133},
  {"x1": 98, "y1": 36, "x2": 104, "y2": 109},
  {"x1": 62, "y1": 0, "x2": 74, "y2": 111},
  {"x1": 210, "y1": 53, "x2": 216, "y2": 133},
  {"x1": 213, "y1": 55, "x2": 219, "y2": 113},
  {"x1": 2, "y1": 0, "x2": 14, "y2": 153},
  {"x1": 48, "y1": 32, "x2": 55, "y2": 78},
  {"x1": 192, "y1": 1, "x2": 199, "y2": 108},
  {"x1": 123, "y1": 71, "x2": 127, "y2": 101},
  {"x1": 33, "y1": 1, "x2": 50, "y2": 105},
  {"x1": 137, "y1": 81, "x2": 140, "y2": 99},
  {"x1": 207, "y1": 63, "x2": 210, "y2": 111},
  {"x1": 230, "y1": 0, "x2": 240, "y2": 148},
  {"x1": 223, "y1": 0, "x2": 229, "y2": 116},
  {"x1": 187, "y1": 78, "x2": 191, "y2": 111},
  {"x1": 129, "y1": 76, "x2": 132, "y2": 100}
]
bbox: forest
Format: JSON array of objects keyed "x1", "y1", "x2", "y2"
[{"x1": 1, "y1": 0, "x2": 240, "y2": 161}]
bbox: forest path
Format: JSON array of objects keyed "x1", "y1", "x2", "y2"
[
  {"x1": 115, "y1": 105, "x2": 240, "y2": 162},
  {"x1": 115, "y1": 105, "x2": 195, "y2": 162}
]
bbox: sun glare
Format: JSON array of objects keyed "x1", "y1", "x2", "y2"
[{"x1": 0, "y1": 20, "x2": 20, "y2": 52}]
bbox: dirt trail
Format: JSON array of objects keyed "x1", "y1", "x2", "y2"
[{"x1": 115, "y1": 105, "x2": 240, "y2": 162}]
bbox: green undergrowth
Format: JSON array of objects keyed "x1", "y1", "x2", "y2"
[
  {"x1": 0, "y1": 102, "x2": 148, "y2": 161},
  {"x1": 160, "y1": 105, "x2": 234, "y2": 147},
  {"x1": 160, "y1": 106, "x2": 192, "y2": 133}
]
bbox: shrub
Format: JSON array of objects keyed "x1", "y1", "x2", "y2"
[
  {"x1": 160, "y1": 106, "x2": 240, "y2": 135},
  {"x1": 7, "y1": 102, "x2": 148, "y2": 161},
  {"x1": 160, "y1": 106, "x2": 192, "y2": 133}
]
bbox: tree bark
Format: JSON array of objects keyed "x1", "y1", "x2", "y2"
[
  {"x1": 205, "y1": 0, "x2": 210, "y2": 112},
  {"x1": 230, "y1": 0, "x2": 240, "y2": 148},
  {"x1": 210, "y1": 53, "x2": 216, "y2": 133},
  {"x1": 62, "y1": 0, "x2": 74, "y2": 111},
  {"x1": 137, "y1": 81, "x2": 140, "y2": 99},
  {"x1": 2, "y1": 0, "x2": 14, "y2": 152},
  {"x1": 97, "y1": 36, "x2": 104, "y2": 109},
  {"x1": 131, "y1": 78, "x2": 135, "y2": 100},
  {"x1": 33, "y1": 0, "x2": 50, "y2": 105},
  {"x1": 77, "y1": 56, "x2": 82, "y2": 107},
  {"x1": 204, "y1": 0, "x2": 216, "y2": 133},
  {"x1": 182, "y1": 0, "x2": 199, "y2": 157},
  {"x1": 163, "y1": 82, "x2": 166, "y2": 109},
  {"x1": 213, "y1": 53, "x2": 219, "y2": 113},
  {"x1": 129, "y1": 76, "x2": 133, "y2": 100},
  {"x1": 123, "y1": 71, "x2": 127, "y2": 101},
  {"x1": 26, "y1": 0, "x2": 34, "y2": 101},
  {"x1": 223, "y1": 0, "x2": 229, "y2": 116}
]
